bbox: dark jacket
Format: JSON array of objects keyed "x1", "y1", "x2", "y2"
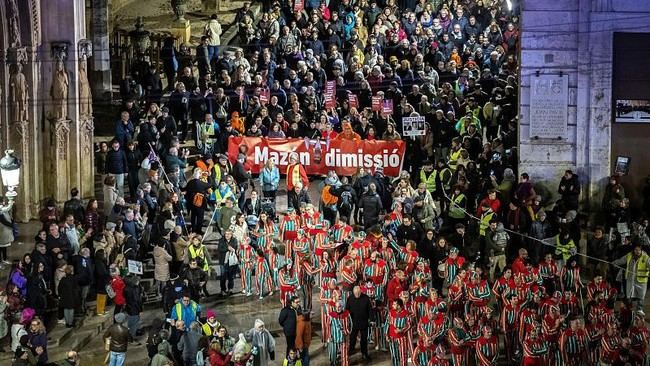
[
  {"x1": 57, "y1": 275, "x2": 80, "y2": 309},
  {"x1": 358, "y1": 192, "x2": 383, "y2": 225},
  {"x1": 345, "y1": 293, "x2": 372, "y2": 329},
  {"x1": 278, "y1": 306, "x2": 298, "y2": 336},
  {"x1": 396, "y1": 222, "x2": 423, "y2": 246},
  {"x1": 123, "y1": 277, "x2": 144, "y2": 316},
  {"x1": 74, "y1": 255, "x2": 94, "y2": 287},
  {"x1": 63, "y1": 198, "x2": 85, "y2": 224},
  {"x1": 216, "y1": 236, "x2": 238, "y2": 264},
  {"x1": 243, "y1": 198, "x2": 261, "y2": 216},
  {"x1": 104, "y1": 323, "x2": 130, "y2": 352},
  {"x1": 105, "y1": 149, "x2": 128, "y2": 175}
]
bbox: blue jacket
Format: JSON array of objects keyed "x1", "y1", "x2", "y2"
[
  {"x1": 170, "y1": 300, "x2": 201, "y2": 329},
  {"x1": 115, "y1": 120, "x2": 134, "y2": 148},
  {"x1": 105, "y1": 149, "x2": 128, "y2": 175},
  {"x1": 261, "y1": 166, "x2": 280, "y2": 192}
]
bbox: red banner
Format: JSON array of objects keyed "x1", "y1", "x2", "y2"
[
  {"x1": 228, "y1": 137, "x2": 405, "y2": 177},
  {"x1": 372, "y1": 96, "x2": 382, "y2": 111},
  {"x1": 324, "y1": 94, "x2": 336, "y2": 109},
  {"x1": 348, "y1": 94, "x2": 358, "y2": 109}
]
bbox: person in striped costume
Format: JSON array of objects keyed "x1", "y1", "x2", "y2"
[
  {"x1": 559, "y1": 317, "x2": 588, "y2": 366},
  {"x1": 475, "y1": 325, "x2": 498, "y2": 366},
  {"x1": 600, "y1": 322, "x2": 622, "y2": 365},
  {"x1": 418, "y1": 311, "x2": 447, "y2": 344},
  {"x1": 492, "y1": 268, "x2": 514, "y2": 310},
  {"x1": 238, "y1": 238, "x2": 255, "y2": 296},
  {"x1": 340, "y1": 246, "x2": 363, "y2": 275},
  {"x1": 443, "y1": 247, "x2": 466, "y2": 286},
  {"x1": 559, "y1": 291, "x2": 580, "y2": 317},
  {"x1": 319, "y1": 250, "x2": 337, "y2": 289},
  {"x1": 327, "y1": 301, "x2": 351, "y2": 366},
  {"x1": 542, "y1": 304, "x2": 565, "y2": 366},
  {"x1": 386, "y1": 299, "x2": 412, "y2": 366},
  {"x1": 538, "y1": 253, "x2": 559, "y2": 295},
  {"x1": 560, "y1": 257, "x2": 583, "y2": 293},
  {"x1": 585, "y1": 320, "x2": 605, "y2": 365},
  {"x1": 501, "y1": 294, "x2": 522, "y2": 361},
  {"x1": 448, "y1": 317, "x2": 470, "y2": 366},
  {"x1": 298, "y1": 251, "x2": 318, "y2": 311},
  {"x1": 300, "y1": 203, "x2": 321, "y2": 229},
  {"x1": 329, "y1": 217, "x2": 353, "y2": 257},
  {"x1": 339, "y1": 259, "x2": 358, "y2": 303},
  {"x1": 447, "y1": 273, "x2": 467, "y2": 320},
  {"x1": 319, "y1": 279, "x2": 341, "y2": 344},
  {"x1": 522, "y1": 325, "x2": 548, "y2": 366},
  {"x1": 380, "y1": 236, "x2": 397, "y2": 271},
  {"x1": 364, "y1": 251, "x2": 389, "y2": 303},
  {"x1": 392, "y1": 240, "x2": 420, "y2": 275},
  {"x1": 586, "y1": 272, "x2": 617, "y2": 302},
  {"x1": 253, "y1": 211, "x2": 278, "y2": 254},
  {"x1": 629, "y1": 311, "x2": 650, "y2": 366},
  {"x1": 519, "y1": 303, "x2": 540, "y2": 345},
  {"x1": 310, "y1": 223, "x2": 330, "y2": 257},
  {"x1": 254, "y1": 248, "x2": 273, "y2": 299},
  {"x1": 466, "y1": 271, "x2": 491, "y2": 319},
  {"x1": 411, "y1": 273, "x2": 431, "y2": 322},
  {"x1": 269, "y1": 246, "x2": 285, "y2": 291},
  {"x1": 412, "y1": 335, "x2": 436, "y2": 366},
  {"x1": 424, "y1": 289, "x2": 447, "y2": 317},
  {"x1": 278, "y1": 261, "x2": 299, "y2": 307},
  {"x1": 280, "y1": 207, "x2": 300, "y2": 259},
  {"x1": 413, "y1": 259, "x2": 433, "y2": 289},
  {"x1": 428, "y1": 344, "x2": 450, "y2": 366},
  {"x1": 399, "y1": 290, "x2": 416, "y2": 350},
  {"x1": 350, "y1": 237, "x2": 372, "y2": 261},
  {"x1": 465, "y1": 314, "x2": 481, "y2": 365},
  {"x1": 540, "y1": 291, "x2": 562, "y2": 319}
]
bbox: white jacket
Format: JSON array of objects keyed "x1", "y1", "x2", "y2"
[{"x1": 205, "y1": 19, "x2": 222, "y2": 46}]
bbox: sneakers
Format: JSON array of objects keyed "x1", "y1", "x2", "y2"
[
  {"x1": 259, "y1": 295, "x2": 264, "y2": 300},
  {"x1": 246, "y1": 292, "x2": 253, "y2": 297}
]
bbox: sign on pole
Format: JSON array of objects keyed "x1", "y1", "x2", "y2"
[{"x1": 402, "y1": 116, "x2": 426, "y2": 137}]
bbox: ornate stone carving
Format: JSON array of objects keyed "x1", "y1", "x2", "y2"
[
  {"x1": 7, "y1": 0, "x2": 22, "y2": 47},
  {"x1": 50, "y1": 59, "x2": 69, "y2": 121},
  {"x1": 78, "y1": 40, "x2": 93, "y2": 118},
  {"x1": 9, "y1": 63, "x2": 29, "y2": 123},
  {"x1": 30, "y1": 0, "x2": 40, "y2": 45},
  {"x1": 13, "y1": 120, "x2": 30, "y2": 163},
  {"x1": 129, "y1": 17, "x2": 151, "y2": 57},
  {"x1": 54, "y1": 119, "x2": 71, "y2": 160},
  {"x1": 171, "y1": 0, "x2": 188, "y2": 22},
  {"x1": 80, "y1": 118, "x2": 95, "y2": 156}
]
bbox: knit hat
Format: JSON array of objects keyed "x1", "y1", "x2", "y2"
[
  {"x1": 106, "y1": 222, "x2": 117, "y2": 231},
  {"x1": 207, "y1": 310, "x2": 216, "y2": 319},
  {"x1": 115, "y1": 313, "x2": 126, "y2": 324}
]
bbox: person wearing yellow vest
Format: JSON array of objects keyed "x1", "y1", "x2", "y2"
[
  {"x1": 188, "y1": 236, "x2": 211, "y2": 272},
  {"x1": 478, "y1": 203, "x2": 495, "y2": 237},
  {"x1": 448, "y1": 185, "x2": 467, "y2": 227},
  {"x1": 614, "y1": 244, "x2": 650, "y2": 307},
  {"x1": 202, "y1": 309, "x2": 221, "y2": 336},
  {"x1": 553, "y1": 231, "x2": 577, "y2": 270},
  {"x1": 419, "y1": 160, "x2": 437, "y2": 194},
  {"x1": 447, "y1": 137, "x2": 462, "y2": 171},
  {"x1": 169, "y1": 294, "x2": 201, "y2": 330}
]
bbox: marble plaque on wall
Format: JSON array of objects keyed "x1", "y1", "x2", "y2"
[{"x1": 529, "y1": 74, "x2": 569, "y2": 139}]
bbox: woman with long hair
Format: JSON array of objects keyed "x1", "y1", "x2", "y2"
[{"x1": 84, "y1": 198, "x2": 101, "y2": 234}]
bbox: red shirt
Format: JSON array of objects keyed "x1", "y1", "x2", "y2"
[
  {"x1": 387, "y1": 278, "x2": 407, "y2": 304},
  {"x1": 111, "y1": 276, "x2": 126, "y2": 305},
  {"x1": 512, "y1": 257, "x2": 528, "y2": 277}
]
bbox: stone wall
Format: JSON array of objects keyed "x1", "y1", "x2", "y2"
[{"x1": 520, "y1": 0, "x2": 650, "y2": 210}]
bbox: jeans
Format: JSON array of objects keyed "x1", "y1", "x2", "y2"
[
  {"x1": 108, "y1": 351, "x2": 126, "y2": 366},
  {"x1": 127, "y1": 314, "x2": 140, "y2": 339},
  {"x1": 109, "y1": 173, "x2": 125, "y2": 196},
  {"x1": 208, "y1": 45, "x2": 220, "y2": 61},
  {"x1": 301, "y1": 348, "x2": 310, "y2": 366},
  {"x1": 63, "y1": 308, "x2": 74, "y2": 326}
]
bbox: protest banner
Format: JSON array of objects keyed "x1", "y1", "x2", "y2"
[
  {"x1": 348, "y1": 94, "x2": 358, "y2": 109},
  {"x1": 383, "y1": 99, "x2": 393, "y2": 114},
  {"x1": 402, "y1": 115, "x2": 427, "y2": 137},
  {"x1": 372, "y1": 96, "x2": 382, "y2": 111},
  {"x1": 228, "y1": 136, "x2": 406, "y2": 176}
]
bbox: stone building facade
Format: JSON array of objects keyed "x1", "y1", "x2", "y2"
[
  {"x1": 0, "y1": 0, "x2": 94, "y2": 222},
  {"x1": 520, "y1": 0, "x2": 650, "y2": 210}
]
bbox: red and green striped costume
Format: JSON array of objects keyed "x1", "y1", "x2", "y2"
[
  {"x1": 278, "y1": 266, "x2": 299, "y2": 307},
  {"x1": 501, "y1": 303, "x2": 521, "y2": 361},
  {"x1": 327, "y1": 310, "x2": 351, "y2": 366},
  {"x1": 475, "y1": 335, "x2": 499, "y2": 366},
  {"x1": 448, "y1": 326, "x2": 470, "y2": 366},
  {"x1": 386, "y1": 308, "x2": 412, "y2": 366},
  {"x1": 560, "y1": 266, "x2": 583, "y2": 293},
  {"x1": 237, "y1": 243, "x2": 255, "y2": 293},
  {"x1": 412, "y1": 340, "x2": 435, "y2": 366},
  {"x1": 363, "y1": 258, "x2": 388, "y2": 302},
  {"x1": 255, "y1": 255, "x2": 273, "y2": 296},
  {"x1": 630, "y1": 324, "x2": 650, "y2": 366},
  {"x1": 559, "y1": 328, "x2": 588, "y2": 365},
  {"x1": 522, "y1": 336, "x2": 548, "y2": 366}
]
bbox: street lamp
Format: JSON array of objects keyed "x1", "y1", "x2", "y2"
[{"x1": 0, "y1": 150, "x2": 21, "y2": 201}]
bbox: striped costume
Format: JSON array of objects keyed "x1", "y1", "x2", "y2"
[
  {"x1": 319, "y1": 258, "x2": 337, "y2": 289},
  {"x1": 585, "y1": 323, "x2": 603, "y2": 365},
  {"x1": 386, "y1": 308, "x2": 412, "y2": 366},
  {"x1": 465, "y1": 322, "x2": 481, "y2": 365},
  {"x1": 319, "y1": 286, "x2": 341, "y2": 343},
  {"x1": 268, "y1": 252, "x2": 285, "y2": 289},
  {"x1": 475, "y1": 335, "x2": 499, "y2": 366},
  {"x1": 237, "y1": 243, "x2": 255, "y2": 293},
  {"x1": 522, "y1": 336, "x2": 548, "y2": 366},
  {"x1": 444, "y1": 256, "x2": 466, "y2": 285},
  {"x1": 447, "y1": 283, "x2": 465, "y2": 320},
  {"x1": 255, "y1": 255, "x2": 273, "y2": 296},
  {"x1": 600, "y1": 332, "x2": 622, "y2": 365},
  {"x1": 380, "y1": 246, "x2": 397, "y2": 271},
  {"x1": 363, "y1": 258, "x2": 388, "y2": 302},
  {"x1": 560, "y1": 266, "x2": 583, "y2": 293},
  {"x1": 254, "y1": 220, "x2": 278, "y2": 252},
  {"x1": 327, "y1": 310, "x2": 351, "y2": 366},
  {"x1": 500, "y1": 303, "x2": 521, "y2": 361},
  {"x1": 280, "y1": 214, "x2": 300, "y2": 258},
  {"x1": 339, "y1": 266, "x2": 358, "y2": 299},
  {"x1": 351, "y1": 240, "x2": 372, "y2": 260},
  {"x1": 391, "y1": 241, "x2": 419, "y2": 274},
  {"x1": 466, "y1": 279, "x2": 491, "y2": 319},
  {"x1": 630, "y1": 324, "x2": 650, "y2": 366},
  {"x1": 412, "y1": 340, "x2": 435, "y2": 366},
  {"x1": 301, "y1": 210, "x2": 322, "y2": 229},
  {"x1": 559, "y1": 294, "x2": 580, "y2": 316},
  {"x1": 518, "y1": 308, "x2": 539, "y2": 344},
  {"x1": 417, "y1": 313, "x2": 447, "y2": 341},
  {"x1": 298, "y1": 255, "x2": 318, "y2": 311},
  {"x1": 586, "y1": 280, "x2": 616, "y2": 302},
  {"x1": 329, "y1": 223, "x2": 353, "y2": 247},
  {"x1": 542, "y1": 313, "x2": 563, "y2": 366},
  {"x1": 428, "y1": 356, "x2": 450, "y2": 366},
  {"x1": 448, "y1": 326, "x2": 470, "y2": 366},
  {"x1": 425, "y1": 297, "x2": 447, "y2": 317},
  {"x1": 559, "y1": 328, "x2": 588, "y2": 366},
  {"x1": 278, "y1": 266, "x2": 299, "y2": 307},
  {"x1": 538, "y1": 258, "x2": 558, "y2": 292}
]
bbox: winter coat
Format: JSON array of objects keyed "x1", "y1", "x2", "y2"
[
  {"x1": 123, "y1": 278, "x2": 144, "y2": 315},
  {"x1": 57, "y1": 275, "x2": 80, "y2": 309},
  {"x1": 278, "y1": 306, "x2": 298, "y2": 336},
  {"x1": 178, "y1": 329, "x2": 202, "y2": 361},
  {"x1": 261, "y1": 166, "x2": 280, "y2": 192},
  {"x1": 153, "y1": 245, "x2": 173, "y2": 282},
  {"x1": 0, "y1": 203, "x2": 14, "y2": 246},
  {"x1": 205, "y1": 19, "x2": 223, "y2": 46},
  {"x1": 105, "y1": 148, "x2": 128, "y2": 175}
]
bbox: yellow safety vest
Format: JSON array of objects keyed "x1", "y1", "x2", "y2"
[
  {"x1": 202, "y1": 321, "x2": 221, "y2": 336},
  {"x1": 188, "y1": 245, "x2": 209, "y2": 271},
  {"x1": 439, "y1": 167, "x2": 452, "y2": 191},
  {"x1": 626, "y1": 252, "x2": 650, "y2": 284},
  {"x1": 448, "y1": 193, "x2": 466, "y2": 219},
  {"x1": 175, "y1": 301, "x2": 198, "y2": 321},
  {"x1": 420, "y1": 169, "x2": 437, "y2": 193},
  {"x1": 213, "y1": 165, "x2": 223, "y2": 186},
  {"x1": 200, "y1": 123, "x2": 215, "y2": 142},
  {"x1": 448, "y1": 149, "x2": 462, "y2": 170},
  {"x1": 554, "y1": 236, "x2": 575, "y2": 261},
  {"x1": 479, "y1": 211, "x2": 495, "y2": 236}
]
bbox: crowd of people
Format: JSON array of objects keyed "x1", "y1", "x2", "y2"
[{"x1": 3, "y1": 0, "x2": 650, "y2": 365}]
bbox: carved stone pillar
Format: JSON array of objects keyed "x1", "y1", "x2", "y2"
[
  {"x1": 78, "y1": 40, "x2": 95, "y2": 198},
  {"x1": 90, "y1": 0, "x2": 112, "y2": 99},
  {"x1": 6, "y1": 47, "x2": 32, "y2": 221}
]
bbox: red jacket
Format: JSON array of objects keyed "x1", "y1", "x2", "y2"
[
  {"x1": 512, "y1": 257, "x2": 528, "y2": 277},
  {"x1": 111, "y1": 276, "x2": 126, "y2": 306},
  {"x1": 387, "y1": 278, "x2": 407, "y2": 305},
  {"x1": 286, "y1": 163, "x2": 308, "y2": 191}
]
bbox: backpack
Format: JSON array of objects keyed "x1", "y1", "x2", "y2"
[
  {"x1": 321, "y1": 185, "x2": 338, "y2": 206},
  {"x1": 339, "y1": 191, "x2": 353, "y2": 211},
  {"x1": 196, "y1": 347, "x2": 210, "y2": 366}
]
